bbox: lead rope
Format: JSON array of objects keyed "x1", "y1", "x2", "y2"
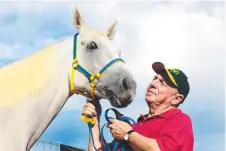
[
  {"x1": 83, "y1": 96, "x2": 100, "y2": 151},
  {"x1": 101, "y1": 108, "x2": 136, "y2": 151},
  {"x1": 85, "y1": 105, "x2": 136, "y2": 151}
]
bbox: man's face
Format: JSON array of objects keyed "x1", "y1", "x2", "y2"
[{"x1": 145, "y1": 74, "x2": 178, "y2": 106}]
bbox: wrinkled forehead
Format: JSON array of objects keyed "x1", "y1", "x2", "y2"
[{"x1": 156, "y1": 73, "x2": 177, "y2": 89}]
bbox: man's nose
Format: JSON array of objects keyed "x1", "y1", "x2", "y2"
[{"x1": 150, "y1": 80, "x2": 158, "y2": 89}]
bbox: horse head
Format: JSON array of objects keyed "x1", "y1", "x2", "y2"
[{"x1": 70, "y1": 7, "x2": 136, "y2": 108}]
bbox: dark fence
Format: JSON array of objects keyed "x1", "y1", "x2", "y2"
[{"x1": 30, "y1": 140, "x2": 86, "y2": 151}]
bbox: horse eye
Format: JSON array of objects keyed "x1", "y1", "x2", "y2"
[{"x1": 87, "y1": 41, "x2": 98, "y2": 50}]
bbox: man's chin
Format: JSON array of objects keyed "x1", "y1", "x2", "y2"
[{"x1": 145, "y1": 96, "x2": 156, "y2": 103}]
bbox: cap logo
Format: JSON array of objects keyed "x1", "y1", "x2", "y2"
[{"x1": 170, "y1": 69, "x2": 180, "y2": 75}]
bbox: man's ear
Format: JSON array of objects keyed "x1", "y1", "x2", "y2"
[{"x1": 172, "y1": 94, "x2": 184, "y2": 106}]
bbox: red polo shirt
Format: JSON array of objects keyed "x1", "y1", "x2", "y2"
[{"x1": 131, "y1": 108, "x2": 194, "y2": 151}]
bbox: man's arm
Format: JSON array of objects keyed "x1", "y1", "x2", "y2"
[
  {"x1": 107, "y1": 116, "x2": 194, "y2": 151},
  {"x1": 128, "y1": 132, "x2": 161, "y2": 151},
  {"x1": 107, "y1": 119, "x2": 161, "y2": 151}
]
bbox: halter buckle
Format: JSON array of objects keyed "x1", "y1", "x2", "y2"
[
  {"x1": 89, "y1": 75, "x2": 100, "y2": 85},
  {"x1": 73, "y1": 63, "x2": 79, "y2": 69},
  {"x1": 73, "y1": 59, "x2": 78, "y2": 64}
]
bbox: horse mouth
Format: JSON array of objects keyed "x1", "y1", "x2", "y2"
[
  {"x1": 95, "y1": 87, "x2": 124, "y2": 108},
  {"x1": 106, "y1": 89, "x2": 124, "y2": 108}
]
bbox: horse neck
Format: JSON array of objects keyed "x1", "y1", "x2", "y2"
[
  {"x1": 0, "y1": 37, "x2": 81, "y2": 150},
  {"x1": 25, "y1": 36, "x2": 98, "y2": 150},
  {"x1": 25, "y1": 37, "x2": 83, "y2": 150}
]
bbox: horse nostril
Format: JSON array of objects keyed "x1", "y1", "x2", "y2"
[{"x1": 122, "y1": 78, "x2": 129, "y2": 90}]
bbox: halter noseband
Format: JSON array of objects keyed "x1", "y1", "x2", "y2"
[{"x1": 70, "y1": 32, "x2": 125, "y2": 97}]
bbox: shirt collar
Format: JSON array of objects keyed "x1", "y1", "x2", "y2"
[
  {"x1": 158, "y1": 108, "x2": 181, "y2": 119},
  {"x1": 138, "y1": 108, "x2": 182, "y2": 121}
]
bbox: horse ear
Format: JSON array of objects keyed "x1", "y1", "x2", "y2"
[
  {"x1": 73, "y1": 7, "x2": 84, "y2": 31},
  {"x1": 105, "y1": 21, "x2": 117, "y2": 40}
]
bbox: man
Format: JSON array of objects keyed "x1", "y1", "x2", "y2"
[{"x1": 82, "y1": 62, "x2": 194, "y2": 151}]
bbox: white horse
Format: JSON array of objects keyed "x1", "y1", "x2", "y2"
[{"x1": 0, "y1": 7, "x2": 136, "y2": 151}]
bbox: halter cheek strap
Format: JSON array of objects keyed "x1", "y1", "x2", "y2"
[{"x1": 70, "y1": 32, "x2": 125, "y2": 97}]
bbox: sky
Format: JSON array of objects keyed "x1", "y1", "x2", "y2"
[{"x1": 0, "y1": 1, "x2": 225, "y2": 151}]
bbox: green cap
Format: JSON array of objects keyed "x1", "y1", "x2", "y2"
[{"x1": 152, "y1": 62, "x2": 190, "y2": 100}]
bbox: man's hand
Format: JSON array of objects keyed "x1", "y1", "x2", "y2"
[
  {"x1": 107, "y1": 118, "x2": 133, "y2": 141},
  {"x1": 82, "y1": 97, "x2": 101, "y2": 118}
]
